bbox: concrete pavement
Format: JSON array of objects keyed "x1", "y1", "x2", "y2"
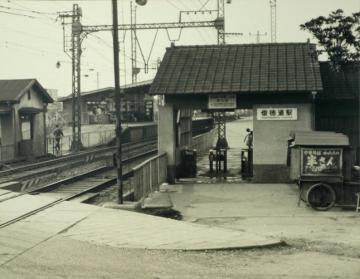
[{"x1": 0, "y1": 192, "x2": 283, "y2": 267}]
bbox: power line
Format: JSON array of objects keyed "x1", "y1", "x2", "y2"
[
  {"x1": 0, "y1": 25, "x2": 62, "y2": 44},
  {"x1": 0, "y1": 3, "x2": 56, "y2": 15},
  {"x1": 0, "y1": 9, "x2": 37, "y2": 18},
  {"x1": 1, "y1": 40, "x2": 63, "y2": 57}
]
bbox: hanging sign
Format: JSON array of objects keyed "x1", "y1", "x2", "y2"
[
  {"x1": 301, "y1": 148, "x2": 342, "y2": 176},
  {"x1": 208, "y1": 94, "x2": 236, "y2": 109},
  {"x1": 257, "y1": 108, "x2": 298, "y2": 120}
]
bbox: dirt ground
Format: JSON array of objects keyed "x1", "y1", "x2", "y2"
[{"x1": 2, "y1": 119, "x2": 359, "y2": 278}]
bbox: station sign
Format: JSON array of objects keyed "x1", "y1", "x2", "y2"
[
  {"x1": 300, "y1": 148, "x2": 342, "y2": 176},
  {"x1": 208, "y1": 94, "x2": 236, "y2": 109},
  {"x1": 257, "y1": 108, "x2": 297, "y2": 120}
]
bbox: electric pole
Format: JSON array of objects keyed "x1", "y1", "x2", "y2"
[
  {"x1": 270, "y1": 0, "x2": 277, "y2": 42},
  {"x1": 130, "y1": 2, "x2": 139, "y2": 83},
  {"x1": 249, "y1": 31, "x2": 267, "y2": 43},
  {"x1": 111, "y1": 0, "x2": 123, "y2": 204},
  {"x1": 59, "y1": 4, "x2": 83, "y2": 152},
  {"x1": 217, "y1": 0, "x2": 225, "y2": 44}
]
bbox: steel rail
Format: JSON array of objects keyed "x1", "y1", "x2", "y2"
[
  {"x1": 0, "y1": 140, "x2": 157, "y2": 203},
  {"x1": 0, "y1": 138, "x2": 156, "y2": 178},
  {"x1": 0, "y1": 146, "x2": 158, "y2": 229},
  {"x1": 0, "y1": 140, "x2": 157, "y2": 186}
]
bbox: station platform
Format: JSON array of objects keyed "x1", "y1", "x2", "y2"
[
  {"x1": 2, "y1": 118, "x2": 360, "y2": 278},
  {"x1": 0, "y1": 192, "x2": 283, "y2": 267}
]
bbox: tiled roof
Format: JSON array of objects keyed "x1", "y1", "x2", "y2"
[
  {"x1": 0, "y1": 79, "x2": 53, "y2": 103},
  {"x1": 149, "y1": 43, "x2": 323, "y2": 95}
]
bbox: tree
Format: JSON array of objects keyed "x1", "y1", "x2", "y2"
[{"x1": 300, "y1": 9, "x2": 360, "y2": 71}]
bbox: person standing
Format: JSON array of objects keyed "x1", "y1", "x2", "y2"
[
  {"x1": 53, "y1": 124, "x2": 64, "y2": 155},
  {"x1": 244, "y1": 128, "x2": 253, "y2": 150},
  {"x1": 243, "y1": 128, "x2": 253, "y2": 177}
]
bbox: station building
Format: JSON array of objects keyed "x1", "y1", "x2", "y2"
[
  {"x1": 150, "y1": 43, "x2": 325, "y2": 183},
  {"x1": 0, "y1": 79, "x2": 53, "y2": 162},
  {"x1": 59, "y1": 80, "x2": 154, "y2": 125}
]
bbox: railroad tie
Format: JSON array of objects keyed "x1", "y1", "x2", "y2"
[
  {"x1": 85, "y1": 154, "x2": 95, "y2": 163},
  {"x1": 21, "y1": 178, "x2": 41, "y2": 192}
]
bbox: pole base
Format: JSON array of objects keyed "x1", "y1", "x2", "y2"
[{"x1": 70, "y1": 140, "x2": 84, "y2": 152}]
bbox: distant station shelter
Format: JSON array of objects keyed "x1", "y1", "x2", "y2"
[
  {"x1": 150, "y1": 43, "x2": 324, "y2": 182},
  {"x1": 0, "y1": 79, "x2": 53, "y2": 162},
  {"x1": 59, "y1": 80, "x2": 154, "y2": 125}
]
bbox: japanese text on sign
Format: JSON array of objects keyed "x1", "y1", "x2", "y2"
[
  {"x1": 257, "y1": 108, "x2": 298, "y2": 120},
  {"x1": 208, "y1": 94, "x2": 236, "y2": 109},
  {"x1": 301, "y1": 148, "x2": 342, "y2": 176}
]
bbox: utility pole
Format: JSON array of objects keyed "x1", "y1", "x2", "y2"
[
  {"x1": 270, "y1": 0, "x2": 277, "y2": 42},
  {"x1": 217, "y1": 0, "x2": 225, "y2": 44},
  {"x1": 213, "y1": 0, "x2": 231, "y2": 157},
  {"x1": 249, "y1": 31, "x2": 267, "y2": 43},
  {"x1": 111, "y1": 0, "x2": 123, "y2": 204},
  {"x1": 130, "y1": 1, "x2": 139, "y2": 83},
  {"x1": 59, "y1": 4, "x2": 83, "y2": 152}
]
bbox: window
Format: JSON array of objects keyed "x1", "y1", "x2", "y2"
[
  {"x1": 20, "y1": 115, "x2": 33, "y2": 140},
  {"x1": 27, "y1": 90, "x2": 31, "y2": 100}
]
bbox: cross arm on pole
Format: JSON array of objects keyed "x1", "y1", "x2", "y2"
[{"x1": 82, "y1": 19, "x2": 223, "y2": 34}]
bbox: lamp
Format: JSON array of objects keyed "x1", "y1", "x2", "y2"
[{"x1": 135, "y1": 0, "x2": 147, "y2": 6}]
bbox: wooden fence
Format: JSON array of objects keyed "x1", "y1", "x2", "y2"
[
  {"x1": 131, "y1": 152, "x2": 167, "y2": 201},
  {"x1": 192, "y1": 128, "x2": 216, "y2": 155}
]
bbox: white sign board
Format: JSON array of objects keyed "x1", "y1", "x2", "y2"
[
  {"x1": 208, "y1": 94, "x2": 236, "y2": 109},
  {"x1": 257, "y1": 108, "x2": 298, "y2": 120}
]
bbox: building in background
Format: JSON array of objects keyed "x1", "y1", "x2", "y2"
[
  {"x1": 59, "y1": 80, "x2": 154, "y2": 125},
  {"x1": 0, "y1": 79, "x2": 53, "y2": 162}
]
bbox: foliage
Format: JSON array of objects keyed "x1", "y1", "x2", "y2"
[{"x1": 300, "y1": 9, "x2": 360, "y2": 71}]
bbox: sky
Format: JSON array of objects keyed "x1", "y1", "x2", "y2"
[{"x1": 0, "y1": 0, "x2": 359, "y2": 97}]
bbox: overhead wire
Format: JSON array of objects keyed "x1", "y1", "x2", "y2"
[
  {"x1": 0, "y1": 3, "x2": 57, "y2": 15},
  {"x1": 178, "y1": 0, "x2": 213, "y2": 44},
  {"x1": 1, "y1": 40, "x2": 63, "y2": 57},
  {"x1": 0, "y1": 9, "x2": 37, "y2": 18},
  {"x1": 0, "y1": 25, "x2": 62, "y2": 44}
]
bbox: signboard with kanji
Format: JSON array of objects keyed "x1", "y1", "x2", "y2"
[
  {"x1": 208, "y1": 94, "x2": 236, "y2": 109},
  {"x1": 300, "y1": 148, "x2": 342, "y2": 176},
  {"x1": 257, "y1": 108, "x2": 298, "y2": 120}
]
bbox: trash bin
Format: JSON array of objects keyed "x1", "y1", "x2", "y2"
[
  {"x1": 177, "y1": 149, "x2": 197, "y2": 178},
  {"x1": 241, "y1": 148, "x2": 253, "y2": 178}
]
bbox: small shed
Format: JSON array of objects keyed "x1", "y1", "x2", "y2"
[{"x1": 0, "y1": 79, "x2": 53, "y2": 161}]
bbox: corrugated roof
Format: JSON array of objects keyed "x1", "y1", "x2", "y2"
[
  {"x1": 289, "y1": 131, "x2": 350, "y2": 146},
  {"x1": 59, "y1": 79, "x2": 154, "y2": 102},
  {"x1": 149, "y1": 43, "x2": 323, "y2": 95},
  {"x1": 0, "y1": 79, "x2": 53, "y2": 103}
]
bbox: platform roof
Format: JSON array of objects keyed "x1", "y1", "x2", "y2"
[
  {"x1": 149, "y1": 43, "x2": 323, "y2": 95},
  {"x1": 0, "y1": 79, "x2": 53, "y2": 103},
  {"x1": 59, "y1": 79, "x2": 153, "y2": 102}
]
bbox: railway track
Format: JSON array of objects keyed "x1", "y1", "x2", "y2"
[
  {"x1": 0, "y1": 142, "x2": 158, "y2": 229},
  {"x1": 0, "y1": 139, "x2": 156, "y2": 190}
]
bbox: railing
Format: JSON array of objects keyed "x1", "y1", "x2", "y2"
[
  {"x1": 0, "y1": 144, "x2": 15, "y2": 162},
  {"x1": 192, "y1": 128, "x2": 216, "y2": 155},
  {"x1": 130, "y1": 152, "x2": 167, "y2": 201},
  {"x1": 47, "y1": 129, "x2": 116, "y2": 155}
]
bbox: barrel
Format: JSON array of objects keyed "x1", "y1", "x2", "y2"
[{"x1": 300, "y1": 183, "x2": 336, "y2": 211}]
